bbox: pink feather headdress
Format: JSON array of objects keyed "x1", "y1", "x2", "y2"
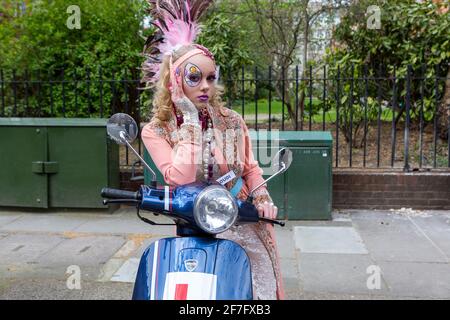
[{"x1": 141, "y1": 0, "x2": 214, "y2": 86}]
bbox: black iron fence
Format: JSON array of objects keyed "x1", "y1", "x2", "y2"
[{"x1": 1, "y1": 65, "x2": 449, "y2": 170}]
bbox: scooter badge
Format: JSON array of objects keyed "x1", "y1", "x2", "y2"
[{"x1": 184, "y1": 259, "x2": 198, "y2": 272}]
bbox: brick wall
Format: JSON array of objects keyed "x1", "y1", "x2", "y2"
[
  {"x1": 120, "y1": 171, "x2": 143, "y2": 192},
  {"x1": 120, "y1": 169, "x2": 450, "y2": 210},
  {"x1": 333, "y1": 169, "x2": 450, "y2": 210}
]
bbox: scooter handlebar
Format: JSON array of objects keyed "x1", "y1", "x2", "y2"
[{"x1": 101, "y1": 188, "x2": 141, "y2": 200}]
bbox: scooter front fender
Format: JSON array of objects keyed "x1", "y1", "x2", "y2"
[{"x1": 132, "y1": 237, "x2": 253, "y2": 300}]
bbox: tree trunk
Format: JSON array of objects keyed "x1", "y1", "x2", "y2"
[
  {"x1": 297, "y1": 15, "x2": 310, "y2": 130},
  {"x1": 273, "y1": 74, "x2": 296, "y2": 127}
]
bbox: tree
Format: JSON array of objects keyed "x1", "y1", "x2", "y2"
[
  {"x1": 213, "y1": 0, "x2": 346, "y2": 127},
  {"x1": 327, "y1": 0, "x2": 450, "y2": 140},
  {"x1": 243, "y1": 0, "x2": 304, "y2": 125},
  {"x1": 197, "y1": 11, "x2": 253, "y2": 103},
  {"x1": 0, "y1": 0, "x2": 147, "y2": 117},
  {"x1": 296, "y1": 0, "x2": 347, "y2": 126}
]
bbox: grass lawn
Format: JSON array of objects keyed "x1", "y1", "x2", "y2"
[
  {"x1": 231, "y1": 99, "x2": 396, "y2": 123},
  {"x1": 231, "y1": 98, "x2": 320, "y2": 115}
]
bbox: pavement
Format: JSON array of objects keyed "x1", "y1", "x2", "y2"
[{"x1": 0, "y1": 207, "x2": 450, "y2": 300}]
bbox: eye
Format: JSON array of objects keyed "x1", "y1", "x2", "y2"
[
  {"x1": 188, "y1": 74, "x2": 201, "y2": 82},
  {"x1": 207, "y1": 75, "x2": 216, "y2": 81}
]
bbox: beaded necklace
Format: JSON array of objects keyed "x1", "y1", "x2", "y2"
[{"x1": 173, "y1": 104, "x2": 214, "y2": 182}]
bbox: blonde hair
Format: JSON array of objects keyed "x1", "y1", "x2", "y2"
[{"x1": 149, "y1": 45, "x2": 227, "y2": 125}]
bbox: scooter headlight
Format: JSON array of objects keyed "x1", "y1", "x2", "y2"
[{"x1": 193, "y1": 185, "x2": 238, "y2": 234}]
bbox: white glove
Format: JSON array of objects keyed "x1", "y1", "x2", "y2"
[{"x1": 170, "y1": 67, "x2": 199, "y2": 125}]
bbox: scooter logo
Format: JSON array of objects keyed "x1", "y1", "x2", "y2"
[{"x1": 184, "y1": 259, "x2": 198, "y2": 272}]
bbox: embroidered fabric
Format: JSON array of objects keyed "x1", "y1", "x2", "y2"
[
  {"x1": 179, "y1": 123, "x2": 202, "y2": 145},
  {"x1": 146, "y1": 120, "x2": 169, "y2": 139},
  {"x1": 252, "y1": 188, "x2": 273, "y2": 208},
  {"x1": 217, "y1": 224, "x2": 277, "y2": 300}
]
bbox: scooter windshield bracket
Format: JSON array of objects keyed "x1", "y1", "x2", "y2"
[{"x1": 136, "y1": 206, "x2": 175, "y2": 226}]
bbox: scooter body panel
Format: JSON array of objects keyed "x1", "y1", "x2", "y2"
[{"x1": 132, "y1": 237, "x2": 253, "y2": 300}]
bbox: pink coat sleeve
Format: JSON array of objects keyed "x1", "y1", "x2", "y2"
[
  {"x1": 239, "y1": 117, "x2": 272, "y2": 204},
  {"x1": 141, "y1": 122, "x2": 202, "y2": 186}
]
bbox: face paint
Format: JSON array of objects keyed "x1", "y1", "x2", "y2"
[{"x1": 184, "y1": 63, "x2": 202, "y2": 87}]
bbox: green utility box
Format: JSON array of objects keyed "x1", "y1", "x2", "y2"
[
  {"x1": 142, "y1": 130, "x2": 332, "y2": 220},
  {"x1": 250, "y1": 131, "x2": 333, "y2": 220},
  {"x1": 144, "y1": 148, "x2": 165, "y2": 185},
  {"x1": 0, "y1": 118, "x2": 119, "y2": 209}
]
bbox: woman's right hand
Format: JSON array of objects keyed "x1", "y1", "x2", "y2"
[
  {"x1": 257, "y1": 201, "x2": 278, "y2": 220},
  {"x1": 170, "y1": 67, "x2": 199, "y2": 125}
]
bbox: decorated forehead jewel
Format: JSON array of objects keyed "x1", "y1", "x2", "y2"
[{"x1": 141, "y1": 0, "x2": 215, "y2": 86}]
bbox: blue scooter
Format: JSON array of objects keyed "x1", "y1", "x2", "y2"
[{"x1": 101, "y1": 113, "x2": 292, "y2": 300}]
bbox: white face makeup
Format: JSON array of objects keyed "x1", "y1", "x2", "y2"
[
  {"x1": 181, "y1": 54, "x2": 217, "y2": 108},
  {"x1": 184, "y1": 63, "x2": 202, "y2": 87}
]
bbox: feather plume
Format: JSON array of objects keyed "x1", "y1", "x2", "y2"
[{"x1": 142, "y1": 0, "x2": 213, "y2": 85}]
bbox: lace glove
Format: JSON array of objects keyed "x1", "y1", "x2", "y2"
[
  {"x1": 254, "y1": 188, "x2": 278, "y2": 220},
  {"x1": 170, "y1": 67, "x2": 199, "y2": 126}
]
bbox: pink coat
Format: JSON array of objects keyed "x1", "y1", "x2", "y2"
[{"x1": 141, "y1": 106, "x2": 267, "y2": 198}]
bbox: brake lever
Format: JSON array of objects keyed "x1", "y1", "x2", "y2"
[
  {"x1": 103, "y1": 199, "x2": 140, "y2": 205},
  {"x1": 259, "y1": 217, "x2": 286, "y2": 227}
]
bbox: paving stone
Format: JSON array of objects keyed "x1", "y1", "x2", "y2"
[
  {"x1": 409, "y1": 214, "x2": 450, "y2": 260},
  {"x1": 377, "y1": 261, "x2": 450, "y2": 299},
  {"x1": 279, "y1": 258, "x2": 299, "y2": 279},
  {"x1": 0, "y1": 214, "x2": 23, "y2": 228},
  {"x1": 0, "y1": 233, "x2": 65, "y2": 265},
  {"x1": 0, "y1": 278, "x2": 133, "y2": 300},
  {"x1": 294, "y1": 226, "x2": 368, "y2": 254},
  {"x1": 283, "y1": 277, "x2": 302, "y2": 300},
  {"x1": 36, "y1": 235, "x2": 126, "y2": 268},
  {"x1": 298, "y1": 253, "x2": 390, "y2": 295},
  {"x1": 352, "y1": 213, "x2": 447, "y2": 263},
  {"x1": 274, "y1": 227, "x2": 296, "y2": 259},
  {"x1": 0, "y1": 214, "x2": 86, "y2": 233},
  {"x1": 74, "y1": 215, "x2": 175, "y2": 236},
  {"x1": 110, "y1": 258, "x2": 140, "y2": 283}
]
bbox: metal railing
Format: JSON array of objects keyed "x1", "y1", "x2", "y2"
[{"x1": 1, "y1": 64, "x2": 449, "y2": 170}]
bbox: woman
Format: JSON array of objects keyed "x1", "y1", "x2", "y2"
[{"x1": 140, "y1": 0, "x2": 284, "y2": 299}]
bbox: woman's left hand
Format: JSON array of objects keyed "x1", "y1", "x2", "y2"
[{"x1": 257, "y1": 201, "x2": 278, "y2": 220}]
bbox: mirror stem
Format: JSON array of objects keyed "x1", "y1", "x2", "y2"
[
  {"x1": 248, "y1": 162, "x2": 286, "y2": 199},
  {"x1": 120, "y1": 131, "x2": 157, "y2": 185}
]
